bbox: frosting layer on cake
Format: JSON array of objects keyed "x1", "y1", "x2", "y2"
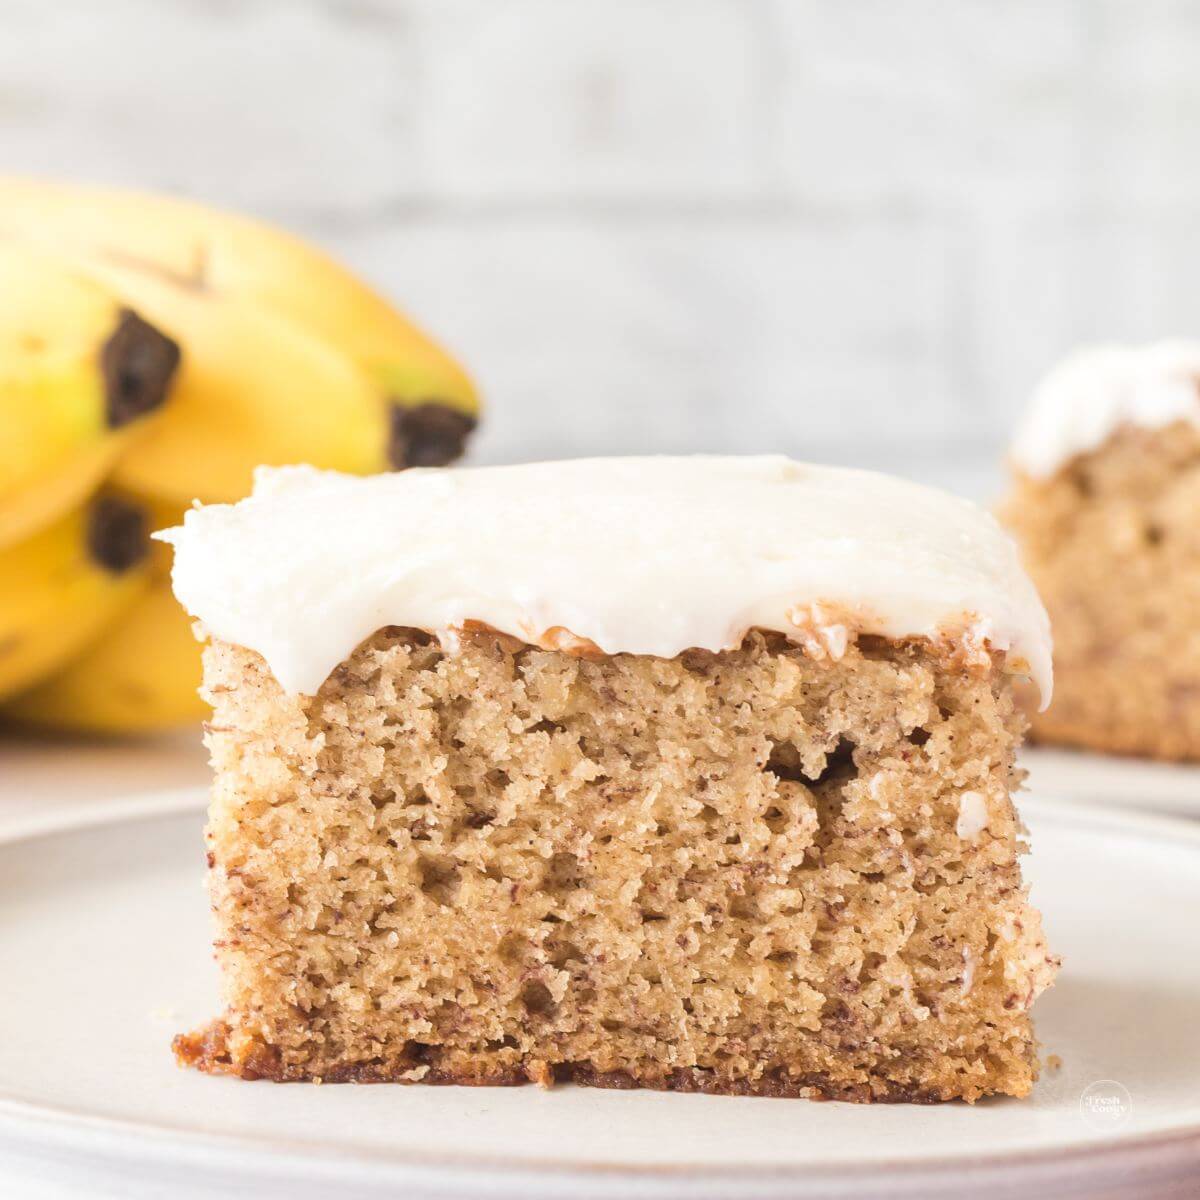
[
  {"x1": 1012, "y1": 340, "x2": 1200, "y2": 479},
  {"x1": 159, "y1": 456, "x2": 1052, "y2": 701}
]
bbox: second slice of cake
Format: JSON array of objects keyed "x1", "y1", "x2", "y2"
[
  {"x1": 164, "y1": 456, "x2": 1057, "y2": 1101},
  {"x1": 1003, "y1": 342, "x2": 1200, "y2": 760}
]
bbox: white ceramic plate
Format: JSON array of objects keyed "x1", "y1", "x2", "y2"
[
  {"x1": 0, "y1": 790, "x2": 1197, "y2": 1200},
  {"x1": 1022, "y1": 746, "x2": 1200, "y2": 819}
]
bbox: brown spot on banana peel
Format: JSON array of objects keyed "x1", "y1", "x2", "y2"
[
  {"x1": 388, "y1": 402, "x2": 477, "y2": 469},
  {"x1": 86, "y1": 494, "x2": 149, "y2": 573},
  {"x1": 101, "y1": 309, "x2": 181, "y2": 429}
]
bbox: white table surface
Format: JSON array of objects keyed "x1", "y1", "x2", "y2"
[{"x1": 0, "y1": 728, "x2": 209, "y2": 826}]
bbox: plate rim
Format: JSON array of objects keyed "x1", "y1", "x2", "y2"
[
  {"x1": 2, "y1": 786, "x2": 1199, "y2": 1188},
  {"x1": 1020, "y1": 744, "x2": 1200, "y2": 817}
]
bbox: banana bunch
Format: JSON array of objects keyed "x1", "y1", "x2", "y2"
[{"x1": 0, "y1": 178, "x2": 479, "y2": 733}]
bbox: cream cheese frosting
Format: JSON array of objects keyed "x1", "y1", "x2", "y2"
[
  {"x1": 159, "y1": 456, "x2": 1052, "y2": 703},
  {"x1": 1011, "y1": 340, "x2": 1200, "y2": 479}
]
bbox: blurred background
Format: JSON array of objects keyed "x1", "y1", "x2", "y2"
[{"x1": 4, "y1": 0, "x2": 1195, "y2": 499}]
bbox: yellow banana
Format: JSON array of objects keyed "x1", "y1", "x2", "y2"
[
  {"x1": 0, "y1": 491, "x2": 153, "y2": 700},
  {"x1": 0, "y1": 243, "x2": 179, "y2": 546},
  {"x1": 4, "y1": 574, "x2": 206, "y2": 733},
  {"x1": 0, "y1": 178, "x2": 479, "y2": 497},
  {"x1": 65, "y1": 253, "x2": 399, "y2": 505}
]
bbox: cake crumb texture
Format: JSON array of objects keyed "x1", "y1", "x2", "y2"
[
  {"x1": 1003, "y1": 420, "x2": 1200, "y2": 760},
  {"x1": 181, "y1": 627, "x2": 1056, "y2": 1101}
]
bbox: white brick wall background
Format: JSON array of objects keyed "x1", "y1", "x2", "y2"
[{"x1": 1, "y1": 0, "x2": 1198, "y2": 499}]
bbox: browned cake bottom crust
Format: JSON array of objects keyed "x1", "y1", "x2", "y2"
[{"x1": 173, "y1": 1020, "x2": 948, "y2": 1102}]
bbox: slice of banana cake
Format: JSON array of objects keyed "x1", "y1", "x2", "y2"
[
  {"x1": 163, "y1": 457, "x2": 1057, "y2": 1102},
  {"x1": 1002, "y1": 341, "x2": 1200, "y2": 760}
]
